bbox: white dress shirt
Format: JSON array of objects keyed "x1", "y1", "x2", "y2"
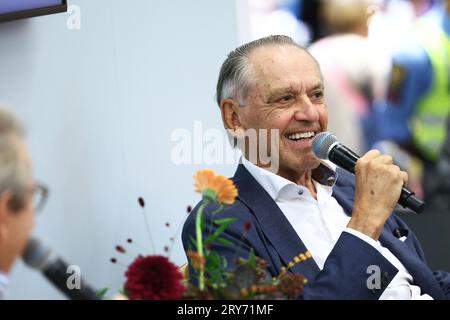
[
  {"x1": 242, "y1": 157, "x2": 432, "y2": 300},
  {"x1": 0, "y1": 271, "x2": 8, "y2": 300}
]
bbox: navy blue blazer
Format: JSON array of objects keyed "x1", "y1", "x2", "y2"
[{"x1": 182, "y1": 164, "x2": 450, "y2": 299}]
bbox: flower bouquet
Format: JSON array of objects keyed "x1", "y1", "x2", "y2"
[{"x1": 108, "y1": 170, "x2": 310, "y2": 300}]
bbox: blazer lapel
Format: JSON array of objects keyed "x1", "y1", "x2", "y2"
[
  {"x1": 233, "y1": 164, "x2": 320, "y2": 280},
  {"x1": 332, "y1": 168, "x2": 355, "y2": 216}
]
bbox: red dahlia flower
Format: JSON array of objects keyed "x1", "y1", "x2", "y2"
[{"x1": 125, "y1": 255, "x2": 185, "y2": 300}]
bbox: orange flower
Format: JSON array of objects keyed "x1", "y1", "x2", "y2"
[
  {"x1": 194, "y1": 170, "x2": 238, "y2": 205},
  {"x1": 187, "y1": 251, "x2": 206, "y2": 271}
]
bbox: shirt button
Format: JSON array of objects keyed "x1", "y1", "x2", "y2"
[{"x1": 298, "y1": 189, "x2": 303, "y2": 196}]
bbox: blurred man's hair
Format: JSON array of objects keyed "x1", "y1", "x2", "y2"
[{"x1": 0, "y1": 107, "x2": 28, "y2": 211}]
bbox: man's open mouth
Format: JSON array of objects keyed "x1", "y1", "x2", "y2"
[{"x1": 284, "y1": 131, "x2": 317, "y2": 141}]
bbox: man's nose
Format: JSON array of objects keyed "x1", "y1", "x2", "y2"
[{"x1": 293, "y1": 96, "x2": 320, "y2": 123}]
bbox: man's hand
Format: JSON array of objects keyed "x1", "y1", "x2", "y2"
[{"x1": 347, "y1": 149, "x2": 408, "y2": 240}]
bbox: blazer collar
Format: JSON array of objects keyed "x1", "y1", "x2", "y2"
[
  {"x1": 233, "y1": 164, "x2": 333, "y2": 280},
  {"x1": 241, "y1": 157, "x2": 338, "y2": 202}
]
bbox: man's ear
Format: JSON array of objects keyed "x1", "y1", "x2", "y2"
[{"x1": 220, "y1": 99, "x2": 242, "y2": 131}]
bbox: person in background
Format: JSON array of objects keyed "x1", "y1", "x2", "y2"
[
  {"x1": 369, "y1": 0, "x2": 434, "y2": 55},
  {"x1": 247, "y1": 0, "x2": 311, "y2": 46},
  {"x1": 0, "y1": 107, "x2": 46, "y2": 299},
  {"x1": 308, "y1": 0, "x2": 391, "y2": 154},
  {"x1": 374, "y1": 0, "x2": 450, "y2": 207}
]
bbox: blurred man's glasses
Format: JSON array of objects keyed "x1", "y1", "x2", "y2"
[{"x1": 32, "y1": 183, "x2": 48, "y2": 213}]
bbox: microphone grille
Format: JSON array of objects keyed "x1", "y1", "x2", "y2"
[
  {"x1": 22, "y1": 237, "x2": 53, "y2": 270},
  {"x1": 312, "y1": 132, "x2": 338, "y2": 159}
]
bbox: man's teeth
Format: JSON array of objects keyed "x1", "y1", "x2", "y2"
[{"x1": 286, "y1": 132, "x2": 315, "y2": 140}]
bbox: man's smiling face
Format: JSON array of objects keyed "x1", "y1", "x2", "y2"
[{"x1": 235, "y1": 44, "x2": 328, "y2": 179}]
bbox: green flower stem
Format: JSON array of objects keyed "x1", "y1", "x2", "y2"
[
  {"x1": 196, "y1": 203, "x2": 206, "y2": 291},
  {"x1": 211, "y1": 204, "x2": 223, "y2": 215},
  {"x1": 207, "y1": 204, "x2": 223, "y2": 238}
]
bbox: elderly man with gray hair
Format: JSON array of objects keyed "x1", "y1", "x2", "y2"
[
  {"x1": 182, "y1": 35, "x2": 450, "y2": 299},
  {"x1": 0, "y1": 107, "x2": 47, "y2": 299}
]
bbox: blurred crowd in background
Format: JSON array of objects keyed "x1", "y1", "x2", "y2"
[{"x1": 247, "y1": 0, "x2": 450, "y2": 215}]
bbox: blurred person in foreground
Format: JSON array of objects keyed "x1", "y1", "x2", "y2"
[
  {"x1": 374, "y1": 0, "x2": 450, "y2": 209},
  {"x1": 0, "y1": 107, "x2": 45, "y2": 299},
  {"x1": 182, "y1": 35, "x2": 450, "y2": 299}
]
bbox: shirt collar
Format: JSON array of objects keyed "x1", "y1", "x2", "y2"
[{"x1": 241, "y1": 157, "x2": 338, "y2": 201}]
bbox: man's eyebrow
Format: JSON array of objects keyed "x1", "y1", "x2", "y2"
[
  {"x1": 265, "y1": 82, "x2": 324, "y2": 101},
  {"x1": 309, "y1": 82, "x2": 324, "y2": 91},
  {"x1": 265, "y1": 86, "x2": 295, "y2": 101}
]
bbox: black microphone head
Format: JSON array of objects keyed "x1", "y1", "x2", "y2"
[
  {"x1": 312, "y1": 132, "x2": 338, "y2": 160},
  {"x1": 22, "y1": 237, "x2": 53, "y2": 270},
  {"x1": 22, "y1": 237, "x2": 101, "y2": 300}
]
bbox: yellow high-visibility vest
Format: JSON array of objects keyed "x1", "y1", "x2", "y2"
[{"x1": 411, "y1": 20, "x2": 450, "y2": 161}]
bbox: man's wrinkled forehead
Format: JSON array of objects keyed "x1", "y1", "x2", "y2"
[
  {"x1": 246, "y1": 45, "x2": 322, "y2": 98},
  {"x1": 248, "y1": 45, "x2": 322, "y2": 81}
]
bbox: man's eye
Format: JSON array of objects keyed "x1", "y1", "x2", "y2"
[
  {"x1": 312, "y1": 91, "x2": 324, "y2": 100},
  {"x1": 277, "y1": 95, "x2": 294, "y2": 103}
]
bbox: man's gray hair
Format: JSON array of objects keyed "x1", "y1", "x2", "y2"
[
  {"x1": 0, "y1": 107, "x2": 28, "y2": 211},
  {"x1": 216, "y1": 35, "x2": 308, "y2": 107}
]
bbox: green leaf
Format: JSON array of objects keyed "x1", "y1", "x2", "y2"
[
  {"x1": 97, "y1": 287, "x2": 109, "y2": 299},
  {"x1": 210, "y1": 204, "x2": 224, "y2": 215},
  {"x1": 203, "y1": 249, "x2": 229, "y2": 286},
  {"x1": 205, "y1": 250, "x2": 222, "y2": 268},
  {"x1": 119, "y1": 288, "x2": 128, "y2": 297},
  {"x1": 247, "y1": 250, "x2": 256, "y2": 267},
  {"x1": 222, "y1": 256, "x2": 228, "y2": 269},
  {"x1": 188, "y1": 236, "x2": 197, "y2": 250},
  {"x1": 213, "y1": 237, "x2": 234, "y2": 247},
  {"x1": 214, "y1": 218, "x2": 238, "y2": 226},
  {"x1": 204, "y1": 218, "x2": 238, "y2": 245}
]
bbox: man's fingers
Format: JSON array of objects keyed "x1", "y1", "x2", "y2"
[
  {"x1": 374, "y1": 154, "x2": 394, "y2": 165},
  {"x1": 358, "y1": 149, "x2": 381, "y2": 165},
  {"x1": 363, "y1": 149, "x2": 381, "y2": 160},
  {"x1": 401, "y1": 171, "x2": 409, "y2": 186}
]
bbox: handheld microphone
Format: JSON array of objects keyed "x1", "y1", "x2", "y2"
[
  {"x1": 312, "y1": 132, "x2": 425, "y2": 214},
  {"x1": 22, "y1": 237, "x2": 101, "y2": 300}
]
